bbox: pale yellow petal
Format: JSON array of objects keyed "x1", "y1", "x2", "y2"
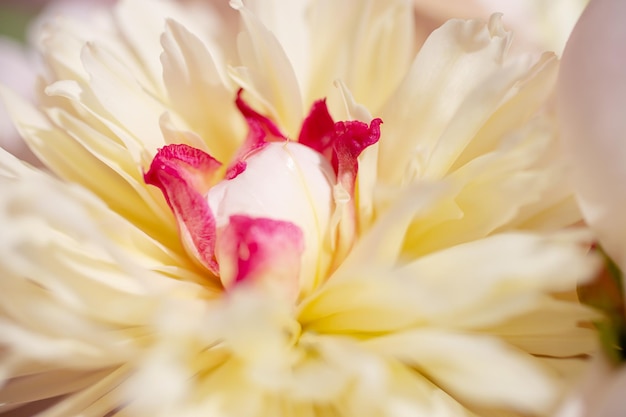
[
  {"x1": 403, "y1": 117, "x2": 568, "y2": 256},
  {"x1": 300, "y1": 231, "x2": 598, "y2": 333},
  {"x1": 228, "y1": 0, "x2": 303, "y2": 137},
  {"x1": 160, "y1": 19, "x2": 244, "y2": 162},
  {"x1": 365, "y1": 329, "x2": 557, "y2": 414},
  {"x1": 306, "y1": 0, "x2": 416, "y2": 113},
  {"x1": 481, "y1": 297, "x2": 598, "y2": 357},
  {"x1": 0, "y1": 149, "x2": 211, "y2": 387},
  {"x1": 0, "y1": 85, "x2": 180, "y2": 248},
  {"x1": 378, "y1": 15, "x2": 534, "y2": 184}
]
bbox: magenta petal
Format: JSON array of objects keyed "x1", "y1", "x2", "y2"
[
  {"x1": 225, "y1": 90, "x2": 287, "y2": 179},
  {"x1": 217, "y1": 215, "x2": 305, "y2": 298},
  {"x1": 144, "y1": 144, "x2": 221, "y2": 273},
  {"x1": 297, "y1": 99, "x2": 382, "y2": 193},
  {"x1": 330, "y1": 118, "x2": 382, "y2": 261},
  {"x1": 234, "y1": 89, "x2": 286, "y2": 140},
  {"x1": 298, "y1": 99, "x2": 336, "y2": 161},
  {"x1": 332, "y1": 118, "x2": 383, "y2": 195},
  {"x1": 297, "y1": 100, "x2": 382, "y2": 260}
]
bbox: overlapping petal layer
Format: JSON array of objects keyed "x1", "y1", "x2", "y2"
[{"x1": 0, "y1": 0, "x2": 601, "y2": 416}]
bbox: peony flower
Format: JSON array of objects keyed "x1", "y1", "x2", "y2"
[
  {"x1": 556, "y1": 0, "x2": 626, "y2": 416},
  {"x1": 0, "y1": 0, "x2": 600, "y2": 416}
]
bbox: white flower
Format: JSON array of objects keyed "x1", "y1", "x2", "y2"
[{"x1": 0, "y1": 1, "x2": 600, "y2": 416}]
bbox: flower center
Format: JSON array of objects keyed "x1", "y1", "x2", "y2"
[
  {"x1": 208, "y1": 141, "x2": 335, "y2": 295},
  {"x1": 144, "y1": 90, "x2": 382, "y2": 300}
]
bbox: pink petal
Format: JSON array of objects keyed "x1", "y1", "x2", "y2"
[
  {"x1": 298, "y1": 99, "x2": 382, "y2": 195},
  {"x1": 216, "y1": 215, "x2": 304, "y2": 299},
  {"x1": 144, "y1": 144, "x2": 222, "y2": 273},
  {"x1": 558, "y1": 0, "x2": 626, "y2": 271},
  {"x1": 331, "y1": 118, "x2": 383, "y2": 195},
  {"x1": 225, "y1": 90, "x2": 287, "y2": 179},
  {"x1": 207, "y1": 141, "x2": 335, "y2": 295},
  {"x1": 298, "y1": 100, "x2": 382, "y2": 261},
  {"x1": 297, "y1": 99, "x2": 336, "y2": 161}
]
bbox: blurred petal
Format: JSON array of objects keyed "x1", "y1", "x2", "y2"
[
  {"x1": 365, "y1": 329, "x2": 556, "y2": 414},
  {"x1": 0, "y1": 37, "x2": 39, "y2": 165},
  {"x1": 558, "y1": 0, "x2": 626, "y2": 273}
]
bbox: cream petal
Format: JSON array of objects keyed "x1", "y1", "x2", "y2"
[
  {"x1": 160, "y1": 19, "x2": 244, "y2": 162},
  {"x1": 450, "y1": 52, "x2": 558, "y2": 170},
  {"x1": 378, "y1": 14, "x2": 535, "y2": 184},
  {"x1": 335, "y1": 181, "x2": 451, "y2": 275},
  {"x1": 37, "y1": 16, "x2": 101, "y2": 83},
  {"x1": 1, "y1": 85, "x2": 180, "y2": 249},
  {"x1": 404, "y1": 116, "x2": 569, "y2": 256},
  {"x1": 35, "y1": 365, "x2": 130, "y2": 417},
  {"x1": 113, "y1": 0, "x2": 214, "y2": 98},
  {"x1": 228, "y1": 0, "x2": 303, "y2": 137},
  {"x1": 243, "y1": 0, "x2": 311, "y2": 95},
  {"x1": 558, "y1": 0, "x2": 626, "y2": 273},
  {"x1": 397, "y1": 231, "x2": 598, "y2": 328},
  {"x1": 481, "y1": 297, "x2": 598, "y2": 357},
  {"x1": 364, "y1": 329, "x2": 557, "y2": 414},
  {"x1": 300, "y1": 231, "x2": 598, "y2": 333},
  {"x1": 0, "y1": 149, "x2": 210, "y2": 379},
  {"x1": 306, "y1": 0, "x2": 416, "y2": 114},
  {"x1": 80, "y1": 42, "x2": 169, "y2": 157}
]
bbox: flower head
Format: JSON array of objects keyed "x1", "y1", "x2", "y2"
[{"x1": 0, "y1": 0, "x2": 600, "y2": 416}]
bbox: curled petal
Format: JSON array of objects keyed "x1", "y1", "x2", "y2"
[
  {"x1": 298, "y1": 99, "x2": 382, "y2": 262},
  {"x1": 558, "y1": 0, "x2": 626, "y2": 272},
  {"x1": 144, "y1": 144, "x2": 221, "y2": 273},
  {"x1": 216, "y1": 215, "x2": 304, "y2": 300},
  {"x1": 226, "y1": 90, "x2": 287, "y2": 179},
  {"x1": 332, "y1": 117, "x2": 383, "y2": 196},
  {"x1": 298, "y1": 99, "x2": 382, "y2": 194}
]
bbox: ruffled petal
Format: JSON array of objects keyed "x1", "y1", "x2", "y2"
[
  {"x1": 298, "y1": 98, "x2": 382, "y2": 263},
  {"x1": 378, "y1": 14, "x2": 535, "y2": 184},
  {"x1": 0, "y1": 148, "x2": 209, "y2": 411},
  {"x1": 144, "y1": 144, "x2": 222, "y2": 274},
  {"x1": 225, "y1": 89, "x2": 286, "y2": 179}
]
